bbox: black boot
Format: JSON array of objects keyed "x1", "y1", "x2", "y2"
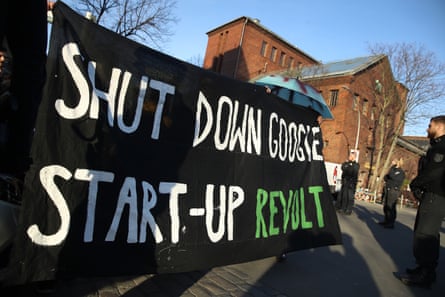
[
  {"x1": 405, "y1": 266, "x2": 436, "y2": 282},
  {"x1": 400, "y1": 268, "x2": 436, "y2": 288},
  {"x1": 406, "y1": 266, "x2": 421, "y2": 274},
  {"x1": 276, "y1": 253, "x2": 287, "y2": 263},
  {"x1": 343, "y1": 209, "x2": 352, "y2": 215}
]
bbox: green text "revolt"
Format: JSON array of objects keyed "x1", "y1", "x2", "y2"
[{"x1": 255, "y1": 186, "x2": 324, "y2": 238}]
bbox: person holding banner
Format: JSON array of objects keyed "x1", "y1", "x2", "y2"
[
  {"x1": 0, "y1": 1, "x2": 55, "y2": 294},
  {"x1": 336, "y1": 151, "x2": 359, "y2": 215},
  {"x1": 0, "y1": 1, "x2": 54, "y2": 202}
]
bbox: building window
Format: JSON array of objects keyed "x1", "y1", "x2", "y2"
[
  {"x1": 279, "y1": 52, "x2": 286, "y2": 66},
  {"x1": 362, "y1": 99, "x2": 369, "y2": 115},
  {"x1": 288, "y1": 57, "x2": 294, "y2": 69},
  {"x1": 270, "y1": 46, "x2": 277, "y2": 62},
  {"x1": 352, "y1": 94, "x2": 359, "y2": 110},
  {"x1": 260, "y1": 41, "x2": 268, "y2": 57},
  {"x1": 212, "y1": 54, "x2": 224, "y2": 73},
  {"x1": 329, "y1": 90, "x2": 339, "y2": 107}
]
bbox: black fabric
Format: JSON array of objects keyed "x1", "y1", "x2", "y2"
[
  {"x1": 6, "y1": 2, "x2": 341, "y2": 285},
  {"x1": 411, "y1": 134, "x2": 445, "y2": 272},
  {"x1": 384, "y1": 166, "x2": 405, "y2": 189},
  {"x1": 382, "y1": 188, "x2": 399, "y2": 225},
  {"x1": 382, "y1": 166, "x2": 405, "y2": 224},
  {"x1": 413, "y1": 192, "x2": 445, "y2": 270},
  {"x1": 336, "y1": 161, "x2": 359, "y2": 212},
  {"x1": 0, "y1": 0, "x2": 47, "y2": 175},
  {"x1": 410, "y1": 135, "x2": 445, "y2": 197}
]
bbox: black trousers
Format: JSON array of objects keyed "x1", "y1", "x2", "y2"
[
  {"x1": 383, "y1": 187, "x2": 400, "y2": 225},
  {"x1": 413, "y1": 192, "x2": 445, "y2": 271},
  {"x1": 0, "y1": 0, "x2": 47, "y2": 176},
  {"x1": 337, "y1": 181, "x2": 355, "y2": 212}
]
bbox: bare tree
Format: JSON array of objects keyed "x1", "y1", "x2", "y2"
[
  {"x1": 367, "y1": 72, "x2": 404, "y2": 192},
  {"x1": 74, "y1": 0, "x2": 178, "y2": 48},
  {"x1": 367, "y1": 42, "x2": 445, "y2": 192},
  {"x1": 368, "y1": 42, "x2": 445, "y2": 133},
  {"x1": 187, "y1": 54, "x2": 204, "y2": 67}
]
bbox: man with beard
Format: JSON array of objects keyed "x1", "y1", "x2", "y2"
[{"x1": 399, "y1": 115, "x2": 445, "y2": 288}]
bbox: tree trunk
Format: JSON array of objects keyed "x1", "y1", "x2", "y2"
[
  {"x1": 368, "y1": 114, "x2": 386, "y2": 191},
  {"x1": 373, "y1": 119, "x2": 405, "y2": 194}
]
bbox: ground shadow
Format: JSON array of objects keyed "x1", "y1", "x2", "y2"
[{"x1": 354, "y1": 202, "x2": 445, "y2": 297}]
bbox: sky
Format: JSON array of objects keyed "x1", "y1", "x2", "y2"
[{"x1": 62, "y1": 0, "x2": 445, "y2": 136}]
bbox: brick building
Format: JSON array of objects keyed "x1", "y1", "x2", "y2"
[
  {"x1": 203, "y1": 16, "x2": 319, "y2": 81},
  {"x1": 299, "y1": 56, "x2": 409, "y2": 189},
  {"x1": 203, "y1": 16, "x2": 426, "y2": 191}
]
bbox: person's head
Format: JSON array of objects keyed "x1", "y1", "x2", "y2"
[
  {"x1": 0, "y1": 47, "x2": 6, "y2": 70},
  {"x1": 427, "y1": 115, "x2": 445, "y2": 139},
  {"x1": 392, "y1": 157, "x2": 403, "y2": 168},
  {"x1": 0, "y1": 47, "x2": 11, "y2": 78},
  {"x1": 348, "y1": 151, "x2": 356, "y2": 162}
]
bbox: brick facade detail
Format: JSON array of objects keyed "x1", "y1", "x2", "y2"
[{"x1": 203, "y1": 16, "x2": 425, "y2": 191}]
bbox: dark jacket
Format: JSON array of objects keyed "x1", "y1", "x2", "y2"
[
  {"x1": 384, "y1": 166, "x2": 405, "y2": 189},
  {"x1": 410, "y1": 135, "x2": 445, "y2": 197},
  {"x1": 341, "y1": 161, "x2": 359, "y2": 186}
]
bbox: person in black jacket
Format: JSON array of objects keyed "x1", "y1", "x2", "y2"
[
  {"x1": 336, "y1": 150, "x2": 359, "y2": 215},
  {"x1": 0, "y1": 1, "x2": 53, "y2": 196},
  {"x1": 378, "y1": 158, "x2": 405, "y2": 228},
  {"x1": 398, "y1": 115, "x2": 445, "y2": 288}
]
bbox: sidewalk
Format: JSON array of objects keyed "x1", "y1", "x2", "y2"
[{"x1": 1, "y1": 200, "x2": 444, "y2": 296}]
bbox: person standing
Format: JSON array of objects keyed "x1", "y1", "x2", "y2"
[
  {"x1": 0, "y1": 1, "x2": 54, "y2": 201},
  {"x1": 1, "y1": 1, "x2": 56, "y2": 294},
  {"x1": 336, "y1": 151, "x2": 359, "y2": 215},
  {"x1": 378, "y1": 158, "x2": 405, "y2": 228},
  {"x1": 399, "y1": 115, "x2": 445, "y2": 288}
]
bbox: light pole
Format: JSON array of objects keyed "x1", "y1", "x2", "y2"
[
  {"x1": 341, "y1": 86, "x2": 360, "y2": 160},
  {"x1": 367, "y1": 80, "x2": 382, "y2": 189},
  {"x1": 335, "y1": 131, "x2": 350, "y2": 159}
]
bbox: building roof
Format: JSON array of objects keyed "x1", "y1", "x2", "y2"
[
  {"x1": 401, "y1": 136, "x2": 430, "y2": 151},
  {"x1": 206, "y1": 16, "x2": 320, "y2": 64},
  {"x1": 301, "y1": 55, "x2": 386, "y2": 79},
  {"x1": 397, "y1": 136, "x2": 428, "y2": 156}
]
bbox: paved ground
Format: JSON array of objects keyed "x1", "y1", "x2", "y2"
[{"x1": 1, "y1": 200, "x2": 444, "y2": 297}]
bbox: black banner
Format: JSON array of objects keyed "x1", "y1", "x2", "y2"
[{"x1": 8, "y1": 2, "x2": 341, "y2": 284}]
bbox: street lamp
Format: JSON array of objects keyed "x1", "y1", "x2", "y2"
[
  {"x1": 366, "y1": 80, "x2": 382, "y2": 189},
  {"x1": 341, "y1": 86, "x2": 360, "y2": 160}
]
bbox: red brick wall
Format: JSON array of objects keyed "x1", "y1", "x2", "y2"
[
  {"x1": 203, "y1": 18, "x2": 418, "y2": 187},
  {"x1": 204, "y1": 18, "x2": 319, "y2": 81},
  {"x1": 304, "y1": 57, "x2": 408, "y2": 188}
]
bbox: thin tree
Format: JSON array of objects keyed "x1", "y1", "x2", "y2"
[
  {"x1": 368, "y1": 42, "x2": 445, "y2": 134},
  {"x1": 74, "y1": 0, "x2": 178, "y2": 48},
  {"x1": 367, "y1": 42, "x2": 445, "y2": 192}
]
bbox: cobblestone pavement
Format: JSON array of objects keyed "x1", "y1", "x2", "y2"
[
  {"x1": 2, "y1": 200, "x2": 444, "y2": 297},
  {"x1": 1, "y1": 265, "x2": 287, "y2": 297}
]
